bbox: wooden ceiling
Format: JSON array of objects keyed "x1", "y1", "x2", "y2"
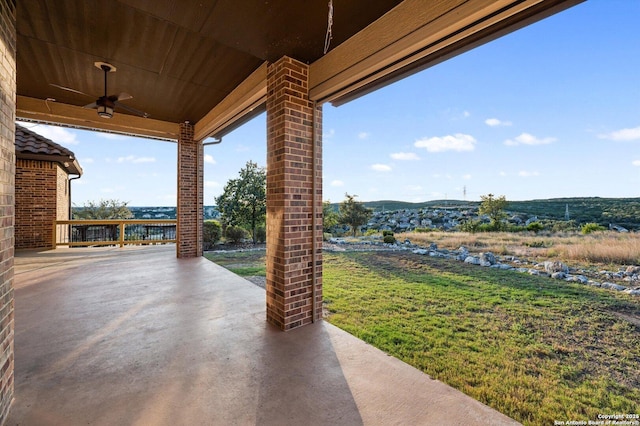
[{"x1": 16, "y1": 0, "x2": 584, "y2": 140}]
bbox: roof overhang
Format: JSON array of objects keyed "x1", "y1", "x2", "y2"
[{"x1": 16, "y1": 0, "x2": 584, "y2": 141}]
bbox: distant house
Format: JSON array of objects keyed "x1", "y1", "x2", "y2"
[{"x1": 15, "y1": 124, "x2": 83, "y2": 249}]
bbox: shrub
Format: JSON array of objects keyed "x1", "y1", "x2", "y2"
[
  {"x1": 526, "y1": 221, "x2": 544, "y2": 233},
  {"x1": 323, "y1": 233, "x2": 332, "y2": 241},
  {"x1": 581, "y1": 222, "x2": 606, "y2": 235},
  {"x1": 382, "y1": 230, "x2": 394, "y2": 237},
  {"x1": 383, "y1": 235, "x2": 396, "y2": 244},
  {"x1": 255, "y1": 226, "x2": 266, "y2": 243},
  {"x1": 225, "y1": 225, "x2": 248, "y2": 243},
  {"x1": 414, "y1": 227, "x2": 432, "y2": 233},
  {"x1": 365, "y1": 229, "x2": 379, "y2": 236},
  {"x1": 203, "y1": 220, "x2": 222, "y2": 250}
]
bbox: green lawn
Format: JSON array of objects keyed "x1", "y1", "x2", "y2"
[
  {"x1": 323, "y1": 252, "x2": 639, "y2": 426},
  {"x1": 205, "y1": 249, "x2": 640, "y2": 425}
]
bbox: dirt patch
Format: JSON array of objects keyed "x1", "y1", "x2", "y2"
[
  {"x1": 245, "y1": 276, "x2": 266, "y2": 289},
  {"x1": 612, "y1": 312, "x2": 640, "y2": 328}
]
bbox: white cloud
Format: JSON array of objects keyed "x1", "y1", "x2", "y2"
[
  {"x1": 235, "y1": 144, "x2": 250, "y2": 152},
  {"x1": 632, "y1": 160, "x2": 640, "y2": 167},
  {"x1": 205, "y1": 181, "x2": 221, "y2": 188},
  {"x1": 390, "y1": 152, "x2": 420, "y2": 161},
  {"x1": 117, "y1": 155, "x2": 156, "y2": 164},
  {"x1": 330, "y1": 180, "x2": 344, "y2": 187},
  {"x1": 598, "y1": 126, "x2": 640, "y2": 141},
  {"x1": 358, "y1": 132, "x2": 370, "y2": 140},
  {"x1": 485, "y1": 118, "x2": 512, "y2": 127},
  {"x1": 204, "y1": 154, "x2": 216, "y2": 164},
  {"x1": 406, "y1": 185, "x2": 423, "y2": 192},
  {"x1": 371, "y1": 164, "x2": 392, "y2": 172},
  {"x1": 97, "y1": 132, "x2": 127, "y2": 140},
  {"x1": 463, "y1": 111, "x2": 471, "y2": 118},
  {"x1": 504, "y1": 133, "x2": 556, "y2": 146},
  {"x1": 415, "y1": 134, "x2": 476, "y2": 152},
  {"x1": 324, "y1": 129, "x2": 335, "y2": 139},
  {"x1": 80, "y1": 158, "x2": 94, "y2": 164},
  {"x1": 462, "y1": 174, "x2": 472, "y2": 180},
  {"x1": 518, "y1": 170, "x2": 540, "y2": 177},
  {"x1": 101, "y1": 187, "x2": 115, "y2": 193},
  {"x1": 27, "y1": 124, "x2": 79, "y2": 145},
  {"x1": 499, "y1": 171, "x2": 507, "y2": 177}
]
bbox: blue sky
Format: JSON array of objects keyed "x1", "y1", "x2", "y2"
[{"x1": 20, "y1": 0, "x2": 639, "y2": 206}]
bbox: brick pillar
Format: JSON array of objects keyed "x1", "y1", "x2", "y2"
[
  {"x1": 0, "y1": 0, "x2": 16, "y2": 421},
  {"x1": 266, "y1": 57, "x2": 323, "y2": 331},
  {"x1": 177, "y1": 122, "x2": 203, "y2": 258}
]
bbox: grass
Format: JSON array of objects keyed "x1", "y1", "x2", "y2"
[
  {"x1": 396, "y1": 230, "x2": 640, "y2": 266},
  {"x1": 323, "y1": 252, "x2": 639, "y2": 425},
  {"x1": 204, "y1": 251, "x2": 266, "y2": 276},
  {"x1": 205, "y1": 248, "x2": 640, "y2": 425}
]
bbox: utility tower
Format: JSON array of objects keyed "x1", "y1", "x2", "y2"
[{"x1": 565, "y1": 204, "x2": 570, "y2": 221}]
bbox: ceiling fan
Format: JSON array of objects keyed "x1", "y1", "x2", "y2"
[{"x1": 50, "y1": 62, "x2": 148, "y2": 119}]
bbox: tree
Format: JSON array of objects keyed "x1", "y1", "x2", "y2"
[
  {"x1": 215, "y1": 161, "x2": 266, "y2": 243},
  {"x1": 322, "y1": 201, "x2": 339, "y2": 233},
  {"x1": 73, "y1": 199, "x2": 133, "y2": 219},
  {"x1": 479, "y1": 193, "x2": 508, "y2": 230},
  {"x1": 338, "y1": 193, "x2": 372, "y2": 237}
]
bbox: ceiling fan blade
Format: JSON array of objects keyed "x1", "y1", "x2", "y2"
[
  {"x1": 116, "y1": 92, "x2": 133, "y2": 101},
  {"x1": 83, "y1": 102, "x2": 97, "y2": 109},
  {"x1": 114, "y1": 101, "x2": 149, "y2": 118},
  {"x1": 50, "y1": 83, "x2": 93, "y2": 97}
]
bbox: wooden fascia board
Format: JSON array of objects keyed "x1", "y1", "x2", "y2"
[
  {"x1": 309, "y1": 0, "x2": 576, "y2": 104},
  {"x1": 16, "y1": 95, "x2": 180, "y2": 141},
  {"x1": 194, "y1": 62, "x2": 268, "y2": 141}
]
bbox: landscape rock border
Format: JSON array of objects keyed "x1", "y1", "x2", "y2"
[{"x1": 324, "y1": 238, "x2": 640, "y2": 297}]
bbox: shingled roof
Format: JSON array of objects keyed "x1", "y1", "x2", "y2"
[{"x1": 15, "y1": 124, "x2": 83, "y2": 176}]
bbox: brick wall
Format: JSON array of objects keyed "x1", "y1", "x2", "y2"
[
  {"x1": 0, "y1": 0, "x2": 15, "y2": 421},
  {"x1": 266, "y1": 57, "x2": 323, "y2": 331},
  {"x1": 177, "y1": 122, "x2": 203, "y2": 258},
  {"x1": 14, "y1": 159, "x2": 59, "y2": 249}
]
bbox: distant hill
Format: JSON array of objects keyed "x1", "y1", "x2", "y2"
[{"x1": 330, "y1": 197, "x2": 640, "y2": 230}]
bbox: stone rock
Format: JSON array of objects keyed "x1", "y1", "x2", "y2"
[
  {"x1": 516, "y1": 268, "x2": 529, "y2": 273},
  {"x1": 544, "y1": 261, "x2": 569, "y2": 275},
  {"x1": 611, "y1": 283, "x2": 627, "y2": 291},
  {"x1": 412, "y1": 249, "x2": 428, "y2": 255},
  {"x1": 464, "y1": 256, "x2": 480, "y2": 265},
  {"x1": 566, "y1": 275, "x2": 589, "y2": 284},
  {"x1": 479, "y1": 252, "x2": 497, "y2": 267},
  {"x1": 551, "y1": 272, "x2": 567, "y2": 279},
  {"x1": 625, "y1": 265, "x2": 640, "y2": 276},
  {"x1": 429, "y1": 243, "x2": 438, "y2": 251}
]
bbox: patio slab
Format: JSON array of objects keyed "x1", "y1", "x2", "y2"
[{"x1": 7, "y1": 245, "x2": 519, "y2": 425}]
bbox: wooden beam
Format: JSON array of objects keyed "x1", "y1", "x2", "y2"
[
  {"x1": 310, "y1": 0, "x2": 582, "y2": 104},
  {"x1": 194, "y1": 62, "x2": 268, "y2": 141},
  {"x1": 16, "y1": 96, "x2": 180, "y2": 141}
]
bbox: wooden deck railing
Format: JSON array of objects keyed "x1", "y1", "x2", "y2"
[{"x1": 54, "y1": 219, "x2": 177, "y2": 247}]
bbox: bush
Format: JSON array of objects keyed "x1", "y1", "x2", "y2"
[
  {"x1": 255, "y1": 226, "x2": 266, "y2": 243},
  {"x1": 414, "y1": 227, "x2": 432, "y2": 233},
  {"x1": 382, "y1": 230, "x2": 394, "y2": 237},
  {"x1": 365, "y1": 229, "x2": 378, "y2": 236},
  {"x1": 225, "y1": 225, "x2": 248, "y2": 243},
  {"x1": 383, "y1": 235, "x2": 396, "y2": 244},
  {"x1": 323, "y1": 233, "x2": 332, "y2": 241},
  {"x1": 526, "y1": 221, "x2": 544, "y2": 233},
  {"x1": 203, "y1": 220, "x2": 222, "y2": 250},
  {"x1": 581, "y1": 222, "x2": 606, "y2": 234}
]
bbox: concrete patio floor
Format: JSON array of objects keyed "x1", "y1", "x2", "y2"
[{"x1": 7, "y1": 245, "x2": 519, "y2": 425}]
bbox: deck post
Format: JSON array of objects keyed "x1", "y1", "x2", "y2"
[{"x1": 266, "y1": 57, "x2": 323, "y2": 330}]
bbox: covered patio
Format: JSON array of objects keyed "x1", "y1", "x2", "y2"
[
  {"x1": 8, "y1": 246, "x2": 517, "y2": 425},
  {"x1": 0, "y1": 0, "x2": 585, "y2": 422}
]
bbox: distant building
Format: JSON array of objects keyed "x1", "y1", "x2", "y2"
[{"x1": 15, "y1": 125, "x2": 83, "y2": 249}]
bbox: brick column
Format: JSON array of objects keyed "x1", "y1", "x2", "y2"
[
  {"x1": 266, "y1": 57, "x2": 323, "y2": 331},
  {"x1": 0, "y1": 0, "x2": 16, "y2": 421},
  {"x1": 177, "y1": 122, "x2": 203, "y2": 258}
]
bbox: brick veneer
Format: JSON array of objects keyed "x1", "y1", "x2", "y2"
[
  {"x1": 0, "y1": 0, "x2": 15, "y2": 421},
  {"x1": 14, "y1": 159, "x2": 65, "y2": 249},
  {"x1": 177, "y1": 122, "x2": 203, "y2": 258},
  {"x1": 266, "y1": 57, "x2": 323, "y2": 330}
]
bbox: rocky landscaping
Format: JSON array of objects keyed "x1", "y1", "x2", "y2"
[{"x1": 325, "y1": 237, "x2": 640, "y2": 297}]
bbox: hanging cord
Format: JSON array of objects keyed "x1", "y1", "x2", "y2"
[{"x1": 323, "y1": 0, "x2": 334, "y2": 55}]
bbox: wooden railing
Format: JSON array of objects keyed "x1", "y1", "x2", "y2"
[{"x1": 54, "y1": 219, "x2": 177, "y2": 247}]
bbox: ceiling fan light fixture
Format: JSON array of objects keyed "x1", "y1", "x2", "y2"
[{"x1": 97, "y1": 104, "x2": 113, "y2": 118}]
